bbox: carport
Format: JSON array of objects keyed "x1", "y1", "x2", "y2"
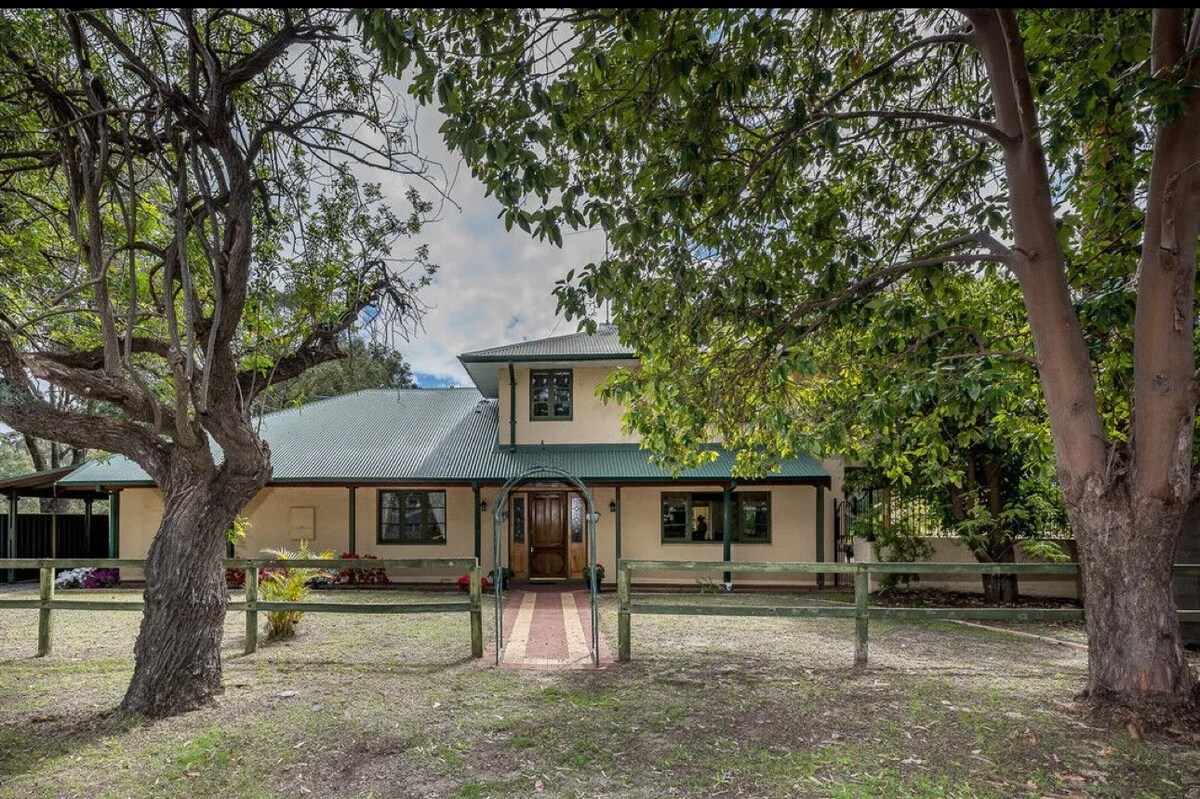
[{"x1": 1, "y1": 466, "x2": 112, "y2": 583}]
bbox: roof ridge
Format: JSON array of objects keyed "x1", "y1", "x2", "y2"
[
  {"x1": 257, "y1": 386, "x2": 479, "y2": 419},
  {"x1": 460, "y1": 324, "x2": 625, "y2": 357}
]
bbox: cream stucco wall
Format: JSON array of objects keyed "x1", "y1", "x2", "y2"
[
  {"x1": 497, "y1": 365, "x2": 638, "y2": 446},
  {"x1": 617, "y1": 484, "x2": 825, "y2": 586},
  {"x1": 116, "y1": 488, "x2": 163, "y2": 581},
  {"x1": 116, "y1": 481, "x2": 828, "y2": 588},
  {"x1": 855, "y1": 537, "x2": 1081, "y2": 598}
]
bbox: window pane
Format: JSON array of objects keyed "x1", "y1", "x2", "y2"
[
  {"x1": 380, "y1": 490, "x2": 447, "y2": 545},
  {"x1": 662, "y1": 494, "x2": 689, "y2": 541},
  {"x1": 570, "y1": 495, "x2": 584, "y2": 543},
  {"x1": 532, "y1": 370, "x2": 571, "y2": 418},
  {"x1": 737, "y1": 493, "x2": 771, "y2": 542},
  {"x1": 553, "y1": 372, "x2": 572, "y2": 416},
  {"x1": 512, "y1": 497, "x2": 525, "y2": 543},
  {"x1": 428, "y1": 501, "x2": 446, "y2": 541},
  {"x1": 690, "y1": 500, "x2": 715, "y2": 541},
  {"x1": 380, "y1": 492, "x2": 402, "y2": 541}
]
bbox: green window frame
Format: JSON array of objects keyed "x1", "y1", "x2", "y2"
[
  {"x1": 377, "y1": 490, "x2": 447, "y2": 545},
  {"x1": 660, "y1": 491, "x2": 772, "y2": 544},
  {"x1": 530, "y1": 369, "x2": 573, "y2": 420}
]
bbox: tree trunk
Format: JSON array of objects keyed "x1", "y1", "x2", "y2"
[
  {"x1": 1074, "y1": 488, "x2": 1196, "y2": 703},
  {"x1": 981, "y1": 545, "x2": 1018, "y2": 604},
  {"x1": 120, "y1": 461, "x2": 261, "y2": 717}
]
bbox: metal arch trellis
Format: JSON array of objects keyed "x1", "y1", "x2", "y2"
[{"x1": 491, "y1": 465, "x2": 601, "y2": 667}]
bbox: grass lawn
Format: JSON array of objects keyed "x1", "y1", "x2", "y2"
[{"x1": 0, "y1": 587, "x2": 1198, "y2": 799}]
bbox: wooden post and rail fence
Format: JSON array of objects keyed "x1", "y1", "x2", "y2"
[
  {"x1": 4, "y1": 557, "x2": 1200, "y2": 668},
  {"x1": 0, "y1": 557, "x2": 484, "y2": 660},
  {"x1": 615, "y1": 559, "x2": 1200, "y2": 665}
]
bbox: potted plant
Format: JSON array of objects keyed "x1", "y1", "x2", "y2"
[
  {"x1": 489, "y1": 566, "x2": 515, "y2": 591},
  {"x1": 582, "y1": 563, "x2": 605, "y2": 591}
]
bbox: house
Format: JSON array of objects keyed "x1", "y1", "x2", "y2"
[{"x1": 59, "y1": 325, "x2": 842, "y2": 587}]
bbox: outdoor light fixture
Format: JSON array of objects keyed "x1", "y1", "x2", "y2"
[
  {"x1": 609, "y1": 500, "x2": 617, "y2": 513},
  {"x1": 479, "y1": 499, "x2": 488, "y2": 512}
]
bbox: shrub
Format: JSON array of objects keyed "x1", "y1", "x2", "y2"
[
  {"x1": 259, "y1": 542, "x2": 335, "y2": 639},
  {"x1": 225, "y1": 568, "x2": 246, "y2": 588},
  {"x1": 54, "y1": 567, "x2": 120, "y2": 589},
  {"x1": 456, "y1": 573, "x2": 494, "y2": 592},
  {"x1": 337, "y1": 552, "x2": 390, "y2": 586},
  {"x1": 82, "y1": 568, "x2": 120, "y2": 588}
]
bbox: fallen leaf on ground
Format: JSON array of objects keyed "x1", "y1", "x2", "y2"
[
  {"x1": 1127, "y1": 722, "x2": 1144, "y2": 742},
  {"x1": 1098, "y1": 745, "x2": 1115, "y2": 757}
]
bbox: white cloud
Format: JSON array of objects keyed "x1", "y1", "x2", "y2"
[{"x1": 378, "y1": 104, "x2": 606, "y2": 387}]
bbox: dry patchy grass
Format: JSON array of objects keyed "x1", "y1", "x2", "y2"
[{"x1": 0, "y1": 587, "x2": 1197, "y2": 798}]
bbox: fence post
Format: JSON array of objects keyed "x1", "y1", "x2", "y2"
[
  {"x1": 854, "y1": 563, "x2": 869, "y2": 666},
  {"x1": 244, "y1": 563, "x2": 258, "y2": 655},
  {"x1": 617, "y1": 561, "x2": 631, "y2": 663},
  {"x1": 469, "y1": 562, "x2": 483, "y2": 659},
  {"x1": 37, "y1": 564, "x2": 54, "y2": 657}
]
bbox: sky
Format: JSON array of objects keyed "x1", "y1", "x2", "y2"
[{"x1": 382, "y1": 104, "x2": 607, "y2": 389}]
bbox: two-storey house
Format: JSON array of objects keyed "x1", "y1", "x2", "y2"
[{"x1": 62, "y1": 325, "x2": 840, "y2": 587}]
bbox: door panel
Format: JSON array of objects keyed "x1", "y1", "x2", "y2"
[
  {"x1": 509, "y1": 495, "x2": 528, "y2": 578},
  {"x1": 530, "y1": 493, "x2": 566, "y2": 578},
  {"x1": 568, "y1": 494, "x2": 587, "y2": 578}
]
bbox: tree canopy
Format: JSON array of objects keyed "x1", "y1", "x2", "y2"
[
  {"x1": 257, "y1": 338, "x2": 416, "y2": 413},
  {"x1": 0, "y1": 8, "x2": 439, "y2": 716},
  {"x1": 364, "y1": 8, "x2": 1200, "y2": 705}
]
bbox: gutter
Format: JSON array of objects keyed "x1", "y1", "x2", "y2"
[{"x1": 508, "y1": 361, "x2": 517, "y2": 452}]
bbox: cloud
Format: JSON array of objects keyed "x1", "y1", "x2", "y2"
[{"x1": 377, "y1": 104, "x2": 606, "y2": 388}]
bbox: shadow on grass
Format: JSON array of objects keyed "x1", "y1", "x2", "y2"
[{"x1": 0, "y1": 707, "x2": 138, "y2": 781}]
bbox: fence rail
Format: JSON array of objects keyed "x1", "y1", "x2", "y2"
[
  {"x1": 0, "y1": 557, "x2": 484, "y2": 660},
  {"x1": 616, "y1": 559, "x2": 1200, "y2": 664}
]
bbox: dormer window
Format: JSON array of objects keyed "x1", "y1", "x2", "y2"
[{"x1": 530, "y1": 369, "x2": 572, "y2": 420}]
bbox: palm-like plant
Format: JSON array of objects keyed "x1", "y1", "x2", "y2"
[{"x1": 259, "y1": 541, "x2": 336, "y2": 639}]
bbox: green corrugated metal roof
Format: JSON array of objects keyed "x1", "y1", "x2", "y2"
[
  {"x1": 459, "y1": 323, "x2": 632, "y2": 362},
  {"x1": 458, "y1": 324, "x2": 637, "y2": 397},
  {"x1": 60, "y1": 388, "x2": 830, "y2": 487}
]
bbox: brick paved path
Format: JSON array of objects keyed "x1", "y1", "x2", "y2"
[{"x1": 487, "y1": 586, "x2": 613, "y2": 669}]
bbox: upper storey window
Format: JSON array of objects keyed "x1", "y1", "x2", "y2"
[{"x1": 530, "y1": 369, "x2": 572, "y2": 420}]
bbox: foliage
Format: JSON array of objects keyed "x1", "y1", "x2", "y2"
[
  {"x1": 55, "y1": 567, "x2": 120, "y2": 589},
  {"x1": 363, "y1": 11, "x2": 1200, "y2": 701},
  {"x1": 0, "y1": 433, "x2": 33, "y2": 480},
  {"x1": 582, "y1": 563, "x2": 605, "y2": 581},
  {"x1": 226, "y1": 516, "x2": 251, "y2": 548},
  {"x1": 0, "y1": 9, "x2": 440, "y2": 712},
  {"x1": 337, "y1": 552, "x2": 391, "y2": 586},
  {"x1": 356, "y1": 7, "x2": 1186, "y2": 479},
  {"x1": 848, "y1": 506, "x2": 932, "y2": 589},
  {"x1": 257, "y1": 339, "x2": 417, "y2": 413},
  {"x1": 456, "y1": 573, "x2": 493, "y2": 591},
  {"x1": 258, "y1": 542, "x2": 335, "y2": 639},
  {"x1": 224, "y1": 568, "x2": 246, "y2": 589}
]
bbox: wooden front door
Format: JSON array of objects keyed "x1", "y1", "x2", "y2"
[{"x1": 529, "y1": 492, "x2": 567, "y2": 578}]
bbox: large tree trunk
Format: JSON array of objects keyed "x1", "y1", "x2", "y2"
[
  {"x1": 968, "y1": 9, "x2": 1199, "y2": 707},
  {"x1": 120, "y1": 459, "x2": 263, "y2": 717},
  {"x1": 1074, "y1": 487, "x2": 1196, "y2": 702}
]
